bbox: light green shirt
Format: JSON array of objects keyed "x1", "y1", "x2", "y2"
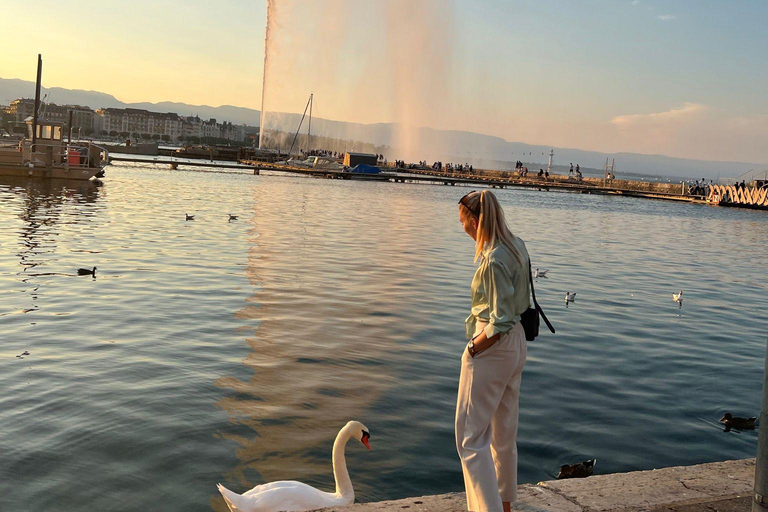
[{"x1": 465, "y1": 237, "x2": 532, "y2": 340}]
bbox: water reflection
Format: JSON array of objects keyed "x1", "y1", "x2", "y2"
[
  {"x1": 214, "y1": 181, "x2": 453, "y2": 505},
  {"x1": 1, "y1": 177, "x2": 100, "y2": 316}
]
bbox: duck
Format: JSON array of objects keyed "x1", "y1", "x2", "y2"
[
  {"x1": 565, "y1": 292, "x2": 576, "y2": 302},
  {"x1": 673, "y1": 291, "x2": 683, "y2": 304},
  {"x1": 77, "y1": 267, "x2": 97, "y2": 276},
  {"x1": 534, "y1": 268, "x2": 548, "y2": 278},
  {"x1": 217, "y1": 421, "x2": 371, "y2": 512},
  {"x1": 186, "y1": 214, "x2": 195, "y2": 221},
  {"x1": 228, "y1": 214, "x2": 238, "y2": 221},
  {"x1": 719, "y1": 413, "x2": 757, "y2": 430},
  {"x1": 557, "y1": 459, "x2": 596, "y2": 479}
]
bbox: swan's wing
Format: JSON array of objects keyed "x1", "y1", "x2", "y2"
[
  {"x1": 219, "y1": 481, "x2": 348, "y2": 512},
  {"x1": 241, "y1": 480, "x2": 316, "y2": 497}
]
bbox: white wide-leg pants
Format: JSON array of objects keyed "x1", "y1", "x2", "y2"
[{"x1": 455, "y1": 322, "x2": 527, "y2": 512}]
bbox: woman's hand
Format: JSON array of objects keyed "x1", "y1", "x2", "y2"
[{"x1": 468, "y1": 331, "x2": 500, "y2": 357}]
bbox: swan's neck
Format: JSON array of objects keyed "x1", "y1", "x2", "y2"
[{"x1": 332, "y1": 426, "x2": 354, "y2": 499}]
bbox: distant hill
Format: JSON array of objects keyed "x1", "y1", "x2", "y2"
[{"x1": 2, "y1": 77, "x2": 764, "y2": 179}]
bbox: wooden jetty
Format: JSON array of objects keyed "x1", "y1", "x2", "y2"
[
  {"x1": 109, "y1": 155, "x2": 255, "y2": 171},
  {"x1": 109, "y1": 155, "x2": 745, "y2": 208}
]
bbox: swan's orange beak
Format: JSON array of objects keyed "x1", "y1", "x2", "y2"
[{"x1": 361, "y1": 431, "x2": 371, "y2": 450}]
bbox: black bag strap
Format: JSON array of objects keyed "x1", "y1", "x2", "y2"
[{"x1": 528, "y1": 262, "x2": 556, "y2": 334}]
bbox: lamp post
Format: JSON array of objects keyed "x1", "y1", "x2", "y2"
[{"x1": 754, "y1": 337, "x2": 768, "y2": 511}]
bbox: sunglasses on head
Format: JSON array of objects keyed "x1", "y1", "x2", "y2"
[{"x1": 458, "y1": 191, "x2": 479, "y2": 216}]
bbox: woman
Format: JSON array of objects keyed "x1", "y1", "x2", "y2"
[{"x1": 455, "y1": 190, "x2": 531, "y2": 512}]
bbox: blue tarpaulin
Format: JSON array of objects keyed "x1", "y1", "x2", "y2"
[{"x1": 348, "y1": 164, "x2": 381, "y2": 174}]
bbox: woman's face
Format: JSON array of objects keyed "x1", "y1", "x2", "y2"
[{"x1": 459, "y1": 206, "x2": 477, "y2": 240}]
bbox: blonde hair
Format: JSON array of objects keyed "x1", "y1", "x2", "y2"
[{"x1": 460, "y1": 190, "x2": 523, "y2": 264}]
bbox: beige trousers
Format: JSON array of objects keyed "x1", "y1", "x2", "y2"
[{"x1": 455, "y1": 322, "x2": 527, "y2": 512}]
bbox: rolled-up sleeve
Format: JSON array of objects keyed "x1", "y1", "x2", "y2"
[{"x1": 482, "y1": 259, "x2": 516, "y2": 339}]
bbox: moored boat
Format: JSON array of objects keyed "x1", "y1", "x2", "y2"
[
  {"x1": 0, "y1": 120, "x2": 108, "y2": 180},
  {"x1": 0, "y1": 54, "x2": 108, "y2": 181}
]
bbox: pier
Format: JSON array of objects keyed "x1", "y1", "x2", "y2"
[{"x1": 111, "y1": 154, "x2": 711, "y2": 205}]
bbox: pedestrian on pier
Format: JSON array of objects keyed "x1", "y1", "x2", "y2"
[
  {"x1": 456, "y1": 190, "x2": 532, "y2": 512},
  {"x1": 569, "y1": 163, "x2": 574, "y2": 176}
]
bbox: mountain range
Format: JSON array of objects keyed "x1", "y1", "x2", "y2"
[{"x1": 2, "y1": 77, "x2": 764, "y2": 180}]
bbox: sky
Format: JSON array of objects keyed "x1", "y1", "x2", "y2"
[{"x1": 1, "y1": 0, "x2": 767, "y2": 164}]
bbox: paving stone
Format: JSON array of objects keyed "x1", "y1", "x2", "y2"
[{"x1": 317, "y1": 459, "x2": 756, "y2": 512}]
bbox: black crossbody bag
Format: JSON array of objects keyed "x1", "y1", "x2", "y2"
[{"x1": 520, "y1": 262, "x2": 555, "y2": 341}]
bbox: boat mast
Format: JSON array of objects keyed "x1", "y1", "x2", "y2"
[
  {"x1": 307, "y1": 93, "x2": 313, "y2": 153},
  {"x1": 287, "y1": 93, "x2": 313, "y2": 157},
  {"x1": 32, "y1": 54, "x2": 42, "y2": 151}
]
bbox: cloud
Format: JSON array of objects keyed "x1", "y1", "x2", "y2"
[
  {"x1": 606, "y1": 103, "x2": 768, "y2": 164},
  {"x1": 657, "y1": 14, "x2": 676, "y2": 21},
  {"x1": 611, "y1": 103, "x2": 706, "y2": 127}
]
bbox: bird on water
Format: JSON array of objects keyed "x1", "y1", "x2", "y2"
[
  {"x1": 217, "y1": 421, "x2": 371, "y2": 512},
  {"x1": 77, "y1": 267, "x2": 96, "y2": 276},
  {"x1": 557, "y1": 459, "x2": 596, "y2": 479},
  {"x1": 719, "y1": 413, "x2": 757, "y2": 430},
  {"x1": 534, "y1": 268, "x2": 548, "y2": 278},
  {"x1": 186, "y1": 214, "x2": 195, "y2": 221},
  {"x1": 228, "y1": 214, "x2": 238, "y2": 221},
  {"x1": 565, "y1": 291, "x2": 576, "y2": 302}
]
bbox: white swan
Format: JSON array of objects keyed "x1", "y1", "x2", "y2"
[
  {"x1": 673, "y1": 291, "x2": 683, "y2": 303},
  {"x1": 217, "y1": 421, "x2": 371, "y2": 512},
  {"x1": 565, "y1": 292, "x2": 576, "y2": 302},
  {"x1": 534, "y1": 268, "x2": 548, "y2": 278}
]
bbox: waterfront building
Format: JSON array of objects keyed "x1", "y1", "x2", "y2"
[
  {"x1": 183, "y1": 116, "x2": 202, "y2": 140},
  {"x1": 201, "y1": 118, "x2": 219, "y2": 140},
  {"x1": 8, "y1": 99, "x2": 95, "y2": 134},
  {"x1": 95, "y1": 108, "x2": 183, "y2": 140},
  {"x1": 6, "y1": 98, "x2": 244, "y2": 143}
]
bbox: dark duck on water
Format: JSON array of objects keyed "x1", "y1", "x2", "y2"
[
  {"x1": 77, "y1": 267, "x2": 97, "y2": 276},
  {"x1": 557, "y1": 459, "x2": 596, "y2": 479},
  {"x1": 719, "y1": 413, "x2": 757, "y2": 430}
]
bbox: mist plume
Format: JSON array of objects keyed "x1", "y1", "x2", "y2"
[{"x1": 258, "y1": 0, "x2": 455, "y2": 161}]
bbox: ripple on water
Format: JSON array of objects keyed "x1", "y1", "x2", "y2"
[{"x1": 0, "y1": 168, "x2": 766, "y2": 510}]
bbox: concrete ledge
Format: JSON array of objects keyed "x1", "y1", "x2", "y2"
[{"x1": 321, "y1": 458, "x2": 755, "y2": 512}]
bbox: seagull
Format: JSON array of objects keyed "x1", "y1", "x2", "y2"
[
  {"x1": 565, "y1": 292, "x2": 576, "y2": 302},
  {"x1": 534, "y1": 268, "x2": 548, "y2": 278},
  {"x1": 77, "y1": 267, "x2": 97, "y2": 276},
  {"x1": 186, "y1": 214, "x2": 195, "y2": 221},
  {"x1": 673, "y1": 291, "x2": 683, "y2": 304},
  {"x1": 228, "y1": 214, "x2": 238, "y2": 221}
]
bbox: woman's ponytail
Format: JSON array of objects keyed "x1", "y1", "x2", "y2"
[{"x1": 473, "y1": 190, "x2": 522, "y2": 265}]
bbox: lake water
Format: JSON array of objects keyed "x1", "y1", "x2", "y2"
[{"x1": 1, "y1": 163, "x2": 766, "y2": 511}]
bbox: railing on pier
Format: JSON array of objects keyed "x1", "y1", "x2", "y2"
[
  {"x1": 707, "y1": 184, "x2": 768, "y2": 209},
  {"x1": 19, "y1": 141, "x2": 109, "y2": 169}
]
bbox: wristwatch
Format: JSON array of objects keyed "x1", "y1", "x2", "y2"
[{"x1": 468, "y1": 338, "x2": 477, "y2": 357}]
